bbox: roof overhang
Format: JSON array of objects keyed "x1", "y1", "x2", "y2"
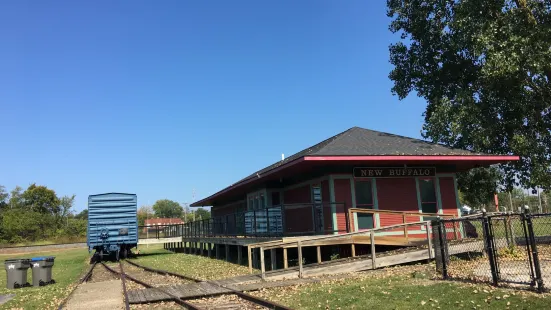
[{"x1": 190, "y1": 155, "x2": 519, "y2": 207}]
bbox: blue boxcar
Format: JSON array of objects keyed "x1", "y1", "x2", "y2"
[{"x1": 87, "y1": 193, "x2": 138, "y2": 260}]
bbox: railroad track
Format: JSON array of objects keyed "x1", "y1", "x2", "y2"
[
  {"x1": 58, "y1": 259, "x2": 292, "y2": 309},
  {"x1": 124, "y1": 259, "x2": 293, "y2": 310}
]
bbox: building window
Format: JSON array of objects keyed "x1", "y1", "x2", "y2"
[
  {"x1": 247, "y1": 190, "x2": 266, "y2": 211},
  {"x1": 419, "y1": 178, "x2": 438, "y2": 214},
  {"x1": 355, "y1": 180, "x2": 374, "y2": 208},
  {"x1": 354, "y1": 180, "x2": 374, "y2": 230}
]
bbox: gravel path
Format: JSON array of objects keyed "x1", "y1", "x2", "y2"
[{"x1": 88, "y1": 263, "x2": 119, "y2": 283}]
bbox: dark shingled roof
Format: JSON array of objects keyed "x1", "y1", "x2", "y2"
[
  {"x1": 234, "y1": 126, "x2": 477, "y2": 186},
  {"x1": 190, "y1": 126, "x2": 503, "y2": 206}
]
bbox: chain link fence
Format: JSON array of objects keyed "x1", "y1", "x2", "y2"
[{"x1": 433, "y1": 209, "x2": 550, "y2": 292}]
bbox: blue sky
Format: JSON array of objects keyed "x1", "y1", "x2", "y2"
[{"x1": 0, "y1": 0, "x2": 428, "y2": 213}]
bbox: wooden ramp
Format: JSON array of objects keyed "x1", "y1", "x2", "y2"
[{"x1": 128, "y1": 246, "x2": 435, "y2": 304}]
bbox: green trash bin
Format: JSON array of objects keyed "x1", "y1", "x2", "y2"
[
  {"x1": 4, "y1": 259, "x2": 30, "y2": 289},
  {"x1": 31, "y1": 256, "x2": 55, "y2": 287}
]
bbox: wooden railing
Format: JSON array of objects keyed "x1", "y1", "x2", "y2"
[
  {"x1": 251, "y1": 220, "x2": 439, "y2": 279},
  {"x1": 347, "y1": 208, "x2": 456, "y2": 237}
]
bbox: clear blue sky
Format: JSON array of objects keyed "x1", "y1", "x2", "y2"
[{"x1": 0, "y1": 0, "x2": 428, "y2": 213}]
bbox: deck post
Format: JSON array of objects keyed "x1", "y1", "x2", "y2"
[
  {"x1": 283, "y1": 248, "x2": 288, "y2": 269},
  {"x1": 298, "y1": 241, "x2": 303, "y2": 278},
  {"x1": 270, "y1": 249, "x2": 277, "y2": 270},
  {"x1": 260, "y1": 247, "x2": 266, "y2": 280},
  {"x1": 200, "y1": 242, "x2": 204, "y2": 256},
  {"x1": 426, "y1": 222, "x2": 433, "y2": 260},
  {"x1": 351, "y1": 243, "x2": 356, "y2": 257},
  {"x1": 225, "y1": 244, "x2": 230, "y2": 262},
  {"x1": 403, "y1": 214, "x2": 409, "y2": 241},
  {"x1": 215, "y1": 244, "x2": 220, "y2": 259},
  {"x1": 370, "y1": 231, "x2": 376, "y2": 269},
  {"x1": 248, "y1": 245, "x2": 253, "y2": 274},
  {"x1": 208, "y1": 243, "x2": 212, "y2": 258},
  {"x1": 317, "y1": 246, "x2": 322, "y2": 264},
  {"x1": 237, "y1": 246, "x2": 242, "y2": 265}
]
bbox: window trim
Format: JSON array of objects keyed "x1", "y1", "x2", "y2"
[
  {"x1": 416, "y1": 177, "x2": 443, "y2": 230},
  {"x1": 353, "y1": 179, "x2": 376, "y2": 231}
]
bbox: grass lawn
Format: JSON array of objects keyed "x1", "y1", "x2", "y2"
[
  {"x1": 131, "y1": 244, "x2": 250, "y2": 280},
  {"x1": 251, "y1": 263, "x2": 550, "y2": 309},
  {"x1": 0, "y1": 248, "x2": 91, "y2": 310}
]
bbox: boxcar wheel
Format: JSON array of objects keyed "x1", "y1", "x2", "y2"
[
  {"x1": 121, "y1": 248, "x2": 127, "y2": 259},
  {"x1": 115, "y1": 249, "x2": 120, "y2": 261}
]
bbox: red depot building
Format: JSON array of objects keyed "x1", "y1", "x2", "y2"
[
  {"x1": 191, "y1": 127, "x2": 517, "y2": 235},
  {"x1": 181, "y1": 127, "x2": 518, "y2": 270}
]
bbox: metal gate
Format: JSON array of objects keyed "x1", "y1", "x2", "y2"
[{"x1": 434, "y1": 208, "x2": 547, "y2": 292}]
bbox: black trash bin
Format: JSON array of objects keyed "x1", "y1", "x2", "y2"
[
  {"x1": 4, "y1": 259, "x2": 30, "y2": 289},
  {"x1": 30, "y1": 256, "x2": 55, "y2": 287}
]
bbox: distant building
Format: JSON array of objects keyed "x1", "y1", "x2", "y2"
[
  {"x1": 144, "y1": 218, "x2": 183, "y2": 226},
  {"x1": 143, "y1": 218, "x2": 183, "y2": 234}
]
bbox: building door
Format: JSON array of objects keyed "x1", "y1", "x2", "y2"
[
  {"x1": 312, "y1": 185, "x2": 324, "y2": 233},
  {"x1": 419, "y1": 178, "x2": 439, "y2": 221},
  {"x1": 354, "y1": 180, "x2": 375, "y2": 230}
]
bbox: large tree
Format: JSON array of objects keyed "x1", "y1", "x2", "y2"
[
  {"x1": 458, "y1": 167, "x2": 503, "y2": 208},
  {"x1": 21, "y1": 184, "x2": 60, "y2": 214},
  {"x1": 152, "y1": 199, "x2": 183, "y2": 218},
  {"x1": 387, "y1": 0, "x2": 551, "y2": 189}
]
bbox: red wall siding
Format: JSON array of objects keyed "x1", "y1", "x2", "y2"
[
  {"x1": 439, "y1": 177, "x2": 459, "y2": 216},
  {"x1": 284, "y1": 185, "x2": 311, "y2": 204},
  {"x1": 212, "y1": 204, "x2": 238, "y2": 218},
  {"x1": 334, "y1": 178, "x2": 352, "y2": 233},
  {"x1": 283, "y1": 185, "x2": 312, "y2": 234},
  {"x1": 376, "y1": 178, "x2": 419, "y2": 227}
]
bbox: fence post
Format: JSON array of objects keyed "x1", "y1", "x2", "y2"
[
  {"x1": 481, "y1": 210, "x2": 499, "y2": 286},
  {"x1": 253, "y1": 210, "x2": 257, "y2": 237},
  {"x1": 426, "y1": 221, "x2": 433, "y2": 260},
  {"x1": 436, "y1": 217, "x2": 448, "y2": 279},
  {"x1": 266, "y1": 208, "x2": 270, "y2": 237},
  {"x1": 524, "y1": 207, "x2": 544, "y2": 292},
  {"x1": 298, "y1": 241, "x2": 303, "y2": 278}
]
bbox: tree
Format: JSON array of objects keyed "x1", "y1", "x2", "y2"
[
  {"x1": 194, "y1": 208, "x2": 211, "y2": 220},
  {"x1": 137, "y1": 205, "x2": 154, "y2": 226},
  {"x1": 75, "y1": 209, "x2": 88, "y2": 220},
  {"x1": 59, "y1": 195, "x2": 75, "y2": 223},
  {"x1": 457, "y1": 167, "x2": 502, "y2": 208},
  {"x1": 9, "y1": 186, "x2": 24, "y2": 209},
  {"x1": 152, "y1": 199, "x2": 183, "y2": 218},
  {"x1": 387, "y1": 0, "x2": 551, "y2": 190},
  {"x1": 0, "y1": 185, "x2": 8, "y2": 210},
  {"x1": 21, "y1": 184, "x2": 60, "y2": 214}
]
